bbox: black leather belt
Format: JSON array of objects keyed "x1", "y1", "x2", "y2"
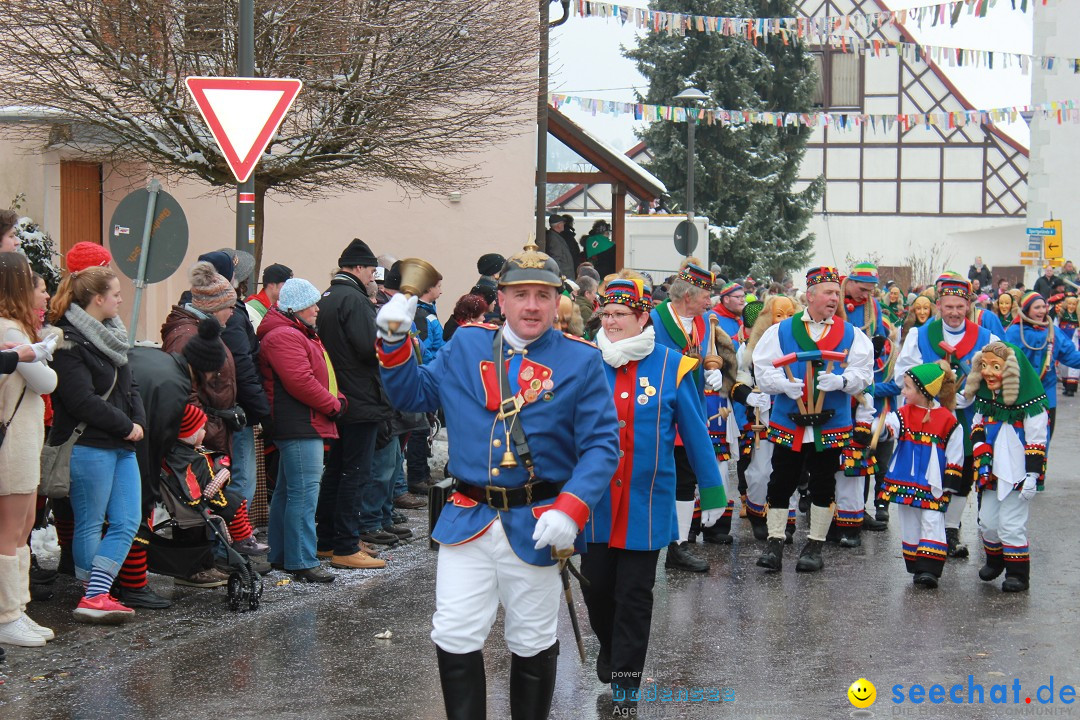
[{"x1": 455, "y1": 480, "x2": 564, "y2": 512}]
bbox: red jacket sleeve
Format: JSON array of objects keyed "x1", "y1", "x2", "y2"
[{"x1": 264, "y1": 328, "x2": 341, "y2": 417}]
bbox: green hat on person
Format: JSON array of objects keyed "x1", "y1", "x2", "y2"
[{"x1": 906, "y1": 362, "x2": 946, "y2": 401}]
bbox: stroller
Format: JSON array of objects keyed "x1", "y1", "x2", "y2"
[{"x1": 147, "y1": 448, "x2": 263, "y2": 612}]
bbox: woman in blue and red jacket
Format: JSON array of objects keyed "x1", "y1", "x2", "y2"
[
  {"x1": 582, "y1": 277, "x2": 727, "y2": 701},
  {"x1": 257, "y1": 279, "x2": 343, "y2": 583}
]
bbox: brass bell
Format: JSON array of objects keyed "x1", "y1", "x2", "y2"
[
  {"x1": 385, "y1": 258, "x2": 443, "y2": 333},
  {"x1": 499, "y1": 449, "x2": 519, "y2": 469}
]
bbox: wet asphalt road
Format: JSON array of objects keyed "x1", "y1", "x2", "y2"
[{"x1": 4, "y1": 401, "x2": 1080, "y2": 720}]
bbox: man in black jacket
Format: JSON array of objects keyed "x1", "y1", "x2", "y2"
[{"x1": 315, "y1": 239, "x2": 397, "y2": 569}]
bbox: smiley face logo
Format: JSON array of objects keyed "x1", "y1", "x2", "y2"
[{"x1": 847, "y1": 678, "x2": 876, "y2": 708}]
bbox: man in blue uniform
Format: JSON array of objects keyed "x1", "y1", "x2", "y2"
[{"x1": 375, "y1": 243, "x2": 619, "y2": 720}]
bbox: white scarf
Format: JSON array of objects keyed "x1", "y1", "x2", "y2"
[{"x1": 596, "y1": 326, "x2": 655, "y2": 368}]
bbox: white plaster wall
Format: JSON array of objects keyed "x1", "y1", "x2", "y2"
[
  {"x1": 804, "y1": 214, "x2": 1028, "y2": 285},
  {"x1": 1028, "y1": 0, "x2": 1080, "y2": 280}
]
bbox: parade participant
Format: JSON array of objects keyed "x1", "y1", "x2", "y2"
[
  {"x1": 869, "y1": 318, "x2": 901, "y2": 523},
  {"x1": 649, "y1": 263, "x2": 720, "y2": 571},
  {"x1": 737, "y1": 295, "x2": 799, "y2": 541},
  {"x1": 901, "y1": 295, "x2": 935, "y2": 344},
  {"x1": 839, "y1": 263, "x2": 889, "y2": 535},
  {"x1": 1004, "y1": 292, "x2": 1080, "y2": 454},
  {"x1": 892, "y1": 275, "x2": 995, "y2": 558},
  {"x1": 375, "y1": 242, "x2": 619, "y2": 720},
  {"x1": 963, "y1": 342, "x2": 1048, "y2": 592},
  {"x1": 583, "y1": 278, "x2": 727, "y2": 702},
  {"x1": 1056, "y1": 294, "x2": 1079, "y2": 396},
  {"x1": 883, "y1": 285, "x2": 906, "y2": 326},
  {"x1": 712, "y1": 282, "x2": 746, "y2": 341},
  {"x1": 753, "y1": 267, "x2": 874, "y2": 573},
  {"x1": 831, "y1": 394, "x2": 878, "y2": 547},
  {"x1": 993, "y1": 291, "x2": 1016, "y2": 330},
  {"x1": 879, "y1": 362, "x2": 963, "y2": 588}
]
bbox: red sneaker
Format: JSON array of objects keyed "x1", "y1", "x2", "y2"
[{"x1": 73, "y1": 594, "x2": 135, "y2": 624}]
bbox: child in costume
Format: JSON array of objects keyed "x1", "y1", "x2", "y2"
[
  {"x1": 880, "y1": 362, "x2": 963, "y2": 588},
  {"x1": 1055, "y1": 294, "x2": 1079, "y2": 397},
  {"x1": 963, "y1": 342, "x2": 1048, "y2": 593}
]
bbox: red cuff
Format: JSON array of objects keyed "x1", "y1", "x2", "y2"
[
  {"x1": 550, "y1": 491, "x2": 590, "y2": 530},
  {"x1": 377, "y1": 338, "x2": 414, "y2": 368}
]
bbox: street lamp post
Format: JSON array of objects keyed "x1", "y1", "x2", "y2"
[{"x1": 673, "y1": 87, "x2": 709, "y2": 233}]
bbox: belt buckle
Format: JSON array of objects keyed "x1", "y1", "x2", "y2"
[
  {"x1": 486, "y1": 485, "x2": 511, "y2": 511},
  {"x1": 498, "y1": 396, "x2": 522, "y2": 420}
]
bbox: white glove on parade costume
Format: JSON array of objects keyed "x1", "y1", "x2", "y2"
[
  {"x1": 1019, "y1": 473, "x2": 1039, "y2": 501},
  {"x1": 815, "y1": 371, "x2": 845, "y2": 393},
  {"x1": 700, "y1": 507, "x2": 725, "y2": 528},
  {"x1": 778, "y1": 377, "x2": 804, "y2": 400},
  {"x1": 532, "y1": 509, "x2": 578, "y2": 551},
  {"x1": 703, "y1": 368, "x2": 725, "y2": 392},
  {"x1": 375, "y1": 293, "x2": 418, "y2": 343},
  {"x1": 745, "y1": 392, "x2": 771, "y2": 411}
]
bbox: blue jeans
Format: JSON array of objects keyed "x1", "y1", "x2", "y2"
[
  {"x1": 373, "y1": 437, "x2": 403, "y2": 530},
  {"x1": 231, "y1": 426, "x2": 257, "y2": 508},
  {"x1": 68, "y1": 446, "x2": 141, "y2": 582},
  {"x1": 268, "y1": 438, "x2": 323, "y2": 571},
  {"x1": 393, "y1": 437, "x2": 408, "y2": 499}
]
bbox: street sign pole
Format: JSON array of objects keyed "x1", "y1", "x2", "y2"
[
  {"x1": 236, "y1": 0, "x2": 255, "y2": 255},
  {"x1": 128, "y1": 180, "x2": 162, "y2": 346}
]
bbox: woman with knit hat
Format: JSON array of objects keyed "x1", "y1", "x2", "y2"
[
  {"x1": 65, "y1": 242, "x2": 112, "y2": 273},
  {"x1": 582, "y1": 278, "x2": 727, "y2": 703},
  {"x1": 258, "y1": 278, "x2": 350, "y2": 582},
  {"x1": 879, "y1": 362, "x2": 963, "y2": 588},
  {"x1": 1004, "y1": 291, "x2": 1080, "y2": 453},
  {"x1": 50, "y1": 265, "x2": 146, "y2": 623}
]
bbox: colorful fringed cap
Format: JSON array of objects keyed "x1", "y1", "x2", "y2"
[
  {"x1": 848, "y1": 263, "x2": 879, "y2": 284},
  {"x1": 716, "y1": 281, "x2": 743, "y2": 298},
  {"x1": 936, "y1": 272, "x2": 971, "y2": 299},
  {"x1": 806, "y1": 266, "x2": 841, "y2": 287},
  {"x1": 602, "y1": 278, "x2": 653, "y2": 311},
  {"x1": 1020, "y1": 290, "x2": 1044, "y2": 316},
  {"x1": 678, "y1": 263, "x2": 714, "y2": 290},
  {"x1": 906, "y1": 363, "x2": 946, "y2": 401}
]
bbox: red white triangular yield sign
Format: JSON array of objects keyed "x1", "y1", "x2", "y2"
[{"x1": 185, "y1": 77, "x2": 303, "y2": 183}]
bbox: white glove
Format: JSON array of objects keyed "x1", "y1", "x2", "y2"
[
  {"x1": 532, "y1": 508, "x2": 578, "y2": 551},
  {"x1": 30, "y1": 334, "x2": 58, "y2": 362},
  {"x1": 1019, "y1": 473, "x2": 1039, "y2": 501},
  {"x1": 704, "y1": 368, "x2": 725, "y2": 392},
  {"x1": 375, "y1": 293, "x2": 418, "y2": 343},
  {"x1": 701, "y1": 507, "x2": 725, "y2": 528},
  {"x1": 815, "y1": 372, "x2": 845, "y2": 393},
  {"x1": 778, "y1": 378, "x2": 804, "y2": 400},
  {"x1": 745, "y1": 391, "x2": 771, "y2": 411}
]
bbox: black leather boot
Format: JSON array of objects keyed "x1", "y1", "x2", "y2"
[
  {"x1": 510, "y1": 640, "x2": 559, "y2": 720},
  {"x1": 747, "y1": 514, "x2": 768, "y2": 541},
  {"x1": 755, "y1": 538, "x2": 784, "y2": 571},
  {"x1": 436, "y1": 646, "x2": 486, "y2": 720},
  {"x1": 665, "y1": 542, "x2": 709, "y2": 572},
  {"x1": 1002, "y1": 561, "x2": 1029, "y2": 593},
  {"x1": 978, "y1": 552, "x2": 1005, "y2": 581},
  {"x1": 839, "y1": 527, "x2": 862, "y2": 548},
  {"x1": 701, "y1": 514, "x2": 733, "y2": 545},
  {"x1": 945, "y1": 527, "x2": 969, "y2": 558},
  {"x1": 795, "y1": 540, "x2": 825, "y2": 573}
]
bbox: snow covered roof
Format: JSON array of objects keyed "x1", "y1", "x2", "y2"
[{"x1": 547, "y1": 106, "x2": 666, "y2": 201}]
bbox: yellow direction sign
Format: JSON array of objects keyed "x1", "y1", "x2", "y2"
[
  {"x1": 1044, "y1": 219, "x2": 1064, "y2": 259},
  {"x1": 1020, "y1": 259, "x2": 1039, "y2": 266},
  {"x1": 1020, "y1": 251, "x2": 1041, "y2": 258}
]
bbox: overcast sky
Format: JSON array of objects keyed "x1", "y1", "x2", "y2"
[{"x1": 549, "y1": 0, "x2": 1034, "y2": 152}]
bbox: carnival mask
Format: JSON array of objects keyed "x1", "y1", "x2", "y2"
[
  {"x1": 771, "y1": 297, "x2": 795, "y2": 325},
  {"x1": 912, "y1": 297, "x2": 932, "y2": 323},
  {"x1": 887, "y1": 287, "x2": 901, "y2": 304},
  {"x1": 1068, "y1": 297, "x2": 1078, "y2": 314},
  {"x1": 997, "y1": 294, "x2": 1013, "y2": 314},
  {"x1": 980, "y1": 355, "x2": 1005, "y2": 391}
]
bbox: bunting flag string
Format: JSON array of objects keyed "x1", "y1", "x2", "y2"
[
  {"x1": 572, "y1": 1, "x2": 1062, "y2": 73},
  {"x1": 549, "y1": 93, "x2": 1080, "y2": 132}
]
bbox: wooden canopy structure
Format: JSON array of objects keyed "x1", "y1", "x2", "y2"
[{"x1": 546, "y1": 106, "x2": 666, "y2": 269}]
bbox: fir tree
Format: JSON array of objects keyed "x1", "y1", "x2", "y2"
[{"x1": 627, "y1": 0, "x2": 824, "y2": 281}]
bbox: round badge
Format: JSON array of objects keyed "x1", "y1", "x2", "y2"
[
  {"x1": 542, "y1": 392, "x2": 554, "y2": 401},
  {"x1": 524, "y1": 389, "x2": 539, "y2": 403},
  {"x1": 637, "y1": 394, "x2": 648, "y2": 405},
  {"x1": 541, "y1": 379, "x2": 554, "y2": 390},
  {"x1": 531, "y1": 379, "x2": 543, "y2": 391},
  {"x1": 645, "y1": 386, "x2": 656, "y2": 396}
]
